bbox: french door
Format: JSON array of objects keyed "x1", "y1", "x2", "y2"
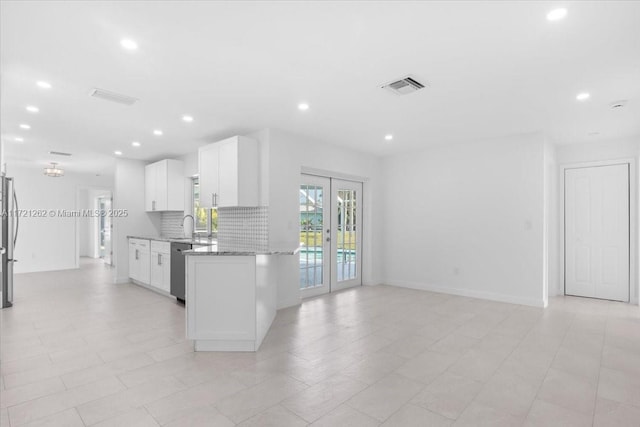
[{"x1": 299, "y1": 175, "x2": 363, "y2": 297}]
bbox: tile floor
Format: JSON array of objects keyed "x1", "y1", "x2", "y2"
[{"x1": 1, "y1": 258, "x2": 639, "y2": 426}]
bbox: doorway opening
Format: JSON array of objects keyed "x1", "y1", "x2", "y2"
[
  {"x1": 77, "y1": 188, "x2": 112, "y2": 267},
  {"x1": 299, "y1": 174, "x2": 363, "y2": 297},
  {"x1": 97, "y1": 195, "x2": 112, "y2": 265}
]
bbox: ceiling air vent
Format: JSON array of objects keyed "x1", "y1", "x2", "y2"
[
  {"x1": 381, "y1": 75, "x2": 426, "y2": 95},
  {"x1": 49, "y1": 151, "x2": 72, "y2": 157},
  {"x1": 89, "y1": 88, "x2": 138, "y2": 106}
]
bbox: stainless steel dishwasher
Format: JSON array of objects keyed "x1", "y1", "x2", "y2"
[{"x1": 170, "y1": 242, "x2": 191, "y2": 303}]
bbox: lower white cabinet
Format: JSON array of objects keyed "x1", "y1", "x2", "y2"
[
  {"x1": 150, "y1": 241, "x2": 171, "y2": 293},
  {"x1": 128, "y1": 238, "x2": 150, "y2": 285},
  {"x1": 185, "y1": 254, "x2": 278, "y2": 352}
]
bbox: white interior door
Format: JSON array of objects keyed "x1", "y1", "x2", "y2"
[
  {"x1": 299, "y1": 175, "x2": 331, "y2": 297},
  {"x1": 331, "y1": 179, "x2": 363, "y2": 292},
  {"x1": 565, "y1": 164, "x2": 629, "y2": 302}
]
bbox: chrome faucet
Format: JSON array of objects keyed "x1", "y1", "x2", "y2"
[{"x1": 181, "y1": 214, "x2": 195, "y2": 238}]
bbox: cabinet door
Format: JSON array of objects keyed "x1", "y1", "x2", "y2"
[
  {"x1": 145, "y1": 163, "x2": 158, "y2": 212},
  {"x1": 150, "y1": 251, "x2": 163, "y2": 289},
  {"x1": 160, "y1": 253, "x2": 171, "y2": 292},
  {"x1": 166, "y1": 160, "x2": 185, "y2": 211},
  {"x1": 128, "y1": 242, "x2": 138, "y2": 280},
  {"x1": 155, "y1": 161, "x2": 168, "y2": 211},
  {"x1": 138, "y1": 248, "x2": 151, "y2": 285},
  {"x1": 218, "y1": 139, "x2": 238, "y2": 207},
  {"x1": 198, "y1": 144, "x2": 219, "y2": 208}
]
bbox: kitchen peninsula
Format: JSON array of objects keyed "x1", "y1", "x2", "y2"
[{"x1": 184, "y1": 245, "x2": 298, "y2": 352}]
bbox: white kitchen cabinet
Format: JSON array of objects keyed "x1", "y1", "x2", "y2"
[
  {"x1": 145, "y1": 159, "x2": 184, "y2": 212},
  {"x1": 198, "y1": 136, "x2": 259, "y2": 208},
  {"x1": 128, "y1": 238, "x2": 150, "y2": 285},
  {"x1": 186, "y1": 254, "x2": 278, "y2": 351},
  {"x1": 150, "y1": 241, "x2": 171, "y2": 293}
]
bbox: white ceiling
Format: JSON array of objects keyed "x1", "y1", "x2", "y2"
[{"x1": 1, "y1": 1, "x2": 639, "y2": 174}]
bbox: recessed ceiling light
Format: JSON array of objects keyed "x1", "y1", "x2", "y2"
[
  {"x1": 26, "y1": 105, "x2": 39, "y2": 113},
  {"x1": 36, "y1": 81, "x2": 52, "y2": 89},
  {"x1": 19, "y1": 124, "x2": 31, "y2": 130},
  {"x1": 14, "y1": 137, "x2": 24, "y2": 142},
  {"x1": 114, "y1": 150, "x2": 123, "y2": 156},
  {"x1": 120, "y1": 39, "x2": 138, "y2": 50},
  {"x1": 153, "y1": 129, "x2": 163, "y2": 136},
  {"x1": 132, "y1": 141, "x2": 141, "y2": 147},
  {"x1": 576, "y1": 92, "x2": 590, "y2": 101},
  {"x1": 384, "y1": 134, "x2": 393, "y2": 141},
  {"x1": 182, "y1": 115, "x2": 194, "y2": 122},
  {"x1": 298, "y1": 103, "x2": 309, "y2": 111},
  {"x1": 547, "y1": 8, "x2": 568, "y2": 21}
]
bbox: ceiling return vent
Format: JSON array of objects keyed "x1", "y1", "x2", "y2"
[
  {"x1": 381, "y1": 75, "x2": 426, "y2": 95},
  {"x1": 89, "y1": 88, "x2": 138, "y2": 106}
]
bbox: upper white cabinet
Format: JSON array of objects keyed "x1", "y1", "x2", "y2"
[
  {"x1": 145, "y1": 159, "x2": 185, "y2": 212},
  {"x1": 198, "y1": 136, "x2": 259, "y2": 208}
]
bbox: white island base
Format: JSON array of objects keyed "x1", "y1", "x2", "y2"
[{"x1": 185, "y1": 254, "x2": 278, "y2": 352}]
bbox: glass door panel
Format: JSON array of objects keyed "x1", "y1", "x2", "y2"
[
  {"x1": 299, "y1": 175, "x2": 331, "y2": 297},
  {"x1": 331, "y1": 179, "x2": 362, "y2": 291}
]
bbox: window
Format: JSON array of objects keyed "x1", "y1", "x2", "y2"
[{"x1": 192, "y1": 177, "x2": 217, "y2": 233}]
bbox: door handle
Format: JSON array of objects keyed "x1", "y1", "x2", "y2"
[
  {"x1": 326, "y1": 237, "x2": 331, "y2": 242},
  {"x1": 158, "y1": 253, "x2": 162, "y2": 265},
  {"x1": 152, "y1": 200, "x2": 156, "y2": 211},
  {"x1": 135, "y1": 249, "x2": 139, "y2": 260}
]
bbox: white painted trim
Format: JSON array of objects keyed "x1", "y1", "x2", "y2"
[
  {"x1": 301, "y1": 166, "x2": 369, "y2": 183},
  {"x1": 385, "y1": 280, "x2": 548, "y2": 308},
  {"x1": 559, "y1": 158, "x2": 638, "y2": 305}
]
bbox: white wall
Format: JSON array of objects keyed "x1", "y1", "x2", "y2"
[
  {"x1": 250, "y1": 129, "x2": 384, "y2": 309},
  {"x1": 556, "y1": 137, "x2": 640, "y2": 304},
  {"x1": 77, "y1": 188, "x2": 90, "y2": 257},
  {"x1": 112, "y1": 159, "x2": 161, "y2": 283},
  {"x1": 6, "y1": 164, "x2": 113, "y2": 274},
  {"x1": 381, "y1": 133, "x2": 547, "y2": 307},
  {"x1": 544, "y1": 141, "x2": 558, "y2": 302}
]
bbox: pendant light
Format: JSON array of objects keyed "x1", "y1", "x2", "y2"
[{"x1": 43, "y1": 162, "x2": 64, "y2": 177}]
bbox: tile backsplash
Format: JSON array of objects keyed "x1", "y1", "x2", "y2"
[
  {"x1": 161, "y1": 211, "x2": 185, "y2": 238},
  {"x1": 217, "y1": 207, "x2": 269, "y2": 251}
]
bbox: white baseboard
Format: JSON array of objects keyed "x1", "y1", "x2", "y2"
[{"x1": 384, "y1": 279, "x2": 547, "y2": 308}]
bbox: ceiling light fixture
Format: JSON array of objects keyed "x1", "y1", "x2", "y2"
[
  {"x1": 547, "y1": 8, "x2": 568, "y2": 21},
  {"x1": 19, "y1": 124, "x2": 31, "y2": 130},
  {"x1": 36, "y1": 81, "x2": 52, "y2": 89},
  {"x1": 576, "y1": 92, "x2": 590, "y2": 101},
  {"x1": 43, "y1": 162, "x2": 64, "y2": 177},
  {"x1": 132, "y1": 141, "x2": 141, "y2": 147},
  {"x1": 182, "y1": 115, "x2": 194, "y2": 122},
  {"x1": 153, "y1": 130, "x2": 163, "y2": 136},
  {"x1": 298, "y1": 103, "x2": 309, "y2": 111},
  {"x1": 384, "y1": 134, "x2": 393, "y2": 141},
  {"x1": 14, "y1": 137, "x2": 24, "y2": 142},
  {"x1": 120, "y1": 38, "x2": 138, "y2": 50},
  {"x1": 26, "y1": 105, "x2": 39, "y2": 113},
  {"x1": 114, "y1": 150, "x2": 123, "y2": 156}
]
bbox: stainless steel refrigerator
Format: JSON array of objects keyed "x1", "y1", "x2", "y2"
[{"x1": 1, "y1": 175, "x2": 18, "y2": 308}]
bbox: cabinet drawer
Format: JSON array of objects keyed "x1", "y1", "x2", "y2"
[
  {"x1": 130, "y1": 238, "x2": 150, "y2": 248},
  {"x1": 151, "y1": 240, "x2": 170, "y2": 254}
]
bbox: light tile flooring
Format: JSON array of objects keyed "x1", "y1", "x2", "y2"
[{"x1": 1, "y1": 258, "x2": 639, "y2": 426}]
